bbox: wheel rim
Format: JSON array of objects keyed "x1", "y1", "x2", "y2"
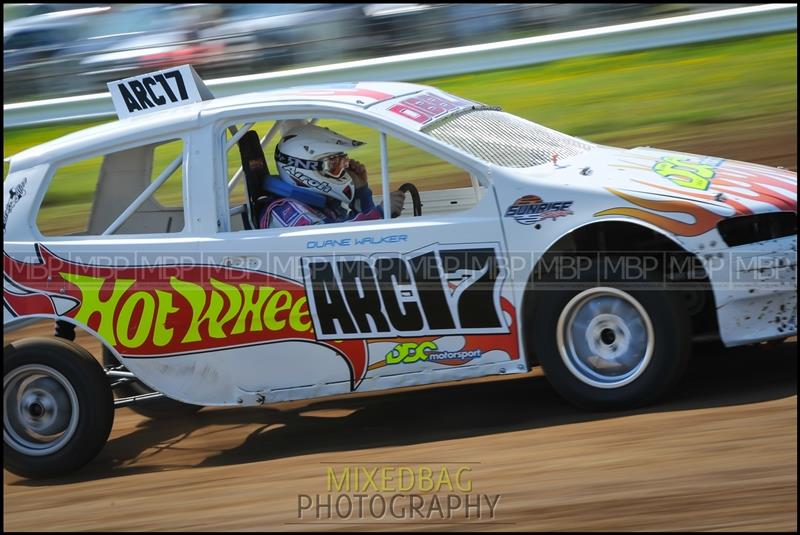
[
  {"x1": 4, "y1": 364, "x2": 80, "y2": 456},
  {"x1": 556, "y1": 287, "x2": 655, "y2": 389}
]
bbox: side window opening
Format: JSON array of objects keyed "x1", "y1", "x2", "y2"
[
  {"x1": 36, "y1": 154, "x2": 104, "y2": 236},
  {"x1": 36, "y1": 138, "x2": 185, "y2": 237},
  {"x1": 221, "y1": 117, "x2": 484, "y2": 233},
  {"x1": 383, "y1": 134, "x2": 482, "y2": 218},
  {"x1": 317, "y1": 122, "x2": 481, "y2": 218}
]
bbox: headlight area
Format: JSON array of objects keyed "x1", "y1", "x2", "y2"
[
  {"x1": 706, "y1": 233, "x2": 797, "y2": 347},
  {"x1": 717, "y1": 211, "x2": 796, "y2": 247}
]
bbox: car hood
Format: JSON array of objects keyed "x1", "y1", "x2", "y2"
[
  {"x1": 555, "y1": 145, "x2": 797, "y2": 238},
  {"x1": 593, "y1": 144, "x2": 795, "y2": 204}
]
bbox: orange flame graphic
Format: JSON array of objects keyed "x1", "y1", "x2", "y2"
[
  {"x1": 600, "y1": 154, "x2": 796, "y2": 236},
  {"x1": 594, "y1": 188, "x2": 726, "y2": 236}
]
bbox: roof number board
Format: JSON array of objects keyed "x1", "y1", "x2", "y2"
[{"x1": 108, "y1": 64, "x2": 214, "y2": 120}]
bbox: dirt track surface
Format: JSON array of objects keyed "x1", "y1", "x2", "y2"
[
  {"x1": 3, "y1": 129, "x2": 798, "y2": 531},
  {"x1": 3, "y1": 326, "x2": 797, "y2": 532}
]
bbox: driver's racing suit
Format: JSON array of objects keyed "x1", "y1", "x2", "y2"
[{"x1": 258, "y1": 185, "x2": 382, "y2": 228}]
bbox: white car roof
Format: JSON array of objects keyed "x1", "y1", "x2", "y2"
[{"x1": 8, "y1": 82, "x2": 438, "y2": 169}]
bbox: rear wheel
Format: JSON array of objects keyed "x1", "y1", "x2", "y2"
[
  {"x1": 4, "y1": 337, "x2": 114, "y2": 478},
  {"x1": 530, "y1": 255, "x2": 691, "y2": 410},
  {"x1": 103, "y1": 348, "x2": 201, "y2": 419}
]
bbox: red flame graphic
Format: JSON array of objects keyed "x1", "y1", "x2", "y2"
[{"x1": 4, "y1": 244, "x2": 369, "y2": 390}]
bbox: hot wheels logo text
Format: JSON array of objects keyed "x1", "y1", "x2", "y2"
[
  {"x1": 4, "y1": 245, "x2": 370, "y2": 389},
  {"x1": 61, "y1": 273, "x2": 312, "y2": 351}
]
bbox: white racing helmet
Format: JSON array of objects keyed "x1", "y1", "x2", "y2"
[{"x1": 274, "y1": 124, "x2": 365, "y2": 205}]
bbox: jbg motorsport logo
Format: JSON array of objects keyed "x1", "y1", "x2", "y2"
[{"x1": 385, "y1": 341, "x2": 482, "y2": 366}]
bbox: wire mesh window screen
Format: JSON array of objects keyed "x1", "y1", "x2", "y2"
[{"x1": 423, "y1": 110, "x2": 592, "y2": 167}]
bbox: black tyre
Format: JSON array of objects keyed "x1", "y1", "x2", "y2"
[
  {"x1": 4, "y1": 337, "x2": 115, "y2": 478},
  {"x1": 102, "y1": 348, "x2": 201, "y2": 419},
  {"x1": 530, "y1": 255, "x2": 691, "y2": 410}
]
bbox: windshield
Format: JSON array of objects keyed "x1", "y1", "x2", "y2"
[{"x1": 422, "y1": 109, "x2": 592, "y2": 168}]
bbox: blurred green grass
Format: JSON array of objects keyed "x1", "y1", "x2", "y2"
[{"x1": 4, "y1": 32, "x2": 796, "y2": 234}]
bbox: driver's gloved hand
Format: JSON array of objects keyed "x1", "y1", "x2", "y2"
[
  {"x1": 388, "y1": 189, "x2": 406, "y2": 218},
  {"x1": 347, "y1": 160, "x2": 369, "y2": 188}
]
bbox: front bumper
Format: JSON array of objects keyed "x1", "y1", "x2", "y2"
[{"x1": 706, "y1": 234, "x2": 797, "y2": 347}]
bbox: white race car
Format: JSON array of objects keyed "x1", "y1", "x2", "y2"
[{"x1": 3, "y1": 66, "x2": 796, "y2": 477}]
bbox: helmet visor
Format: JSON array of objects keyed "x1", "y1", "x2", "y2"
[{"x1": 322, "y1": 153, "x2": 350, "y2": 179}]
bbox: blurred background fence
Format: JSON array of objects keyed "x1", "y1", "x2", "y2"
[{"x1": 3, "y1": 3, "x2": 796, "y2": 128}]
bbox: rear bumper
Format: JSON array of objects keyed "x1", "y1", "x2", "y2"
[{"x1": 708, "y1": 234, "x2": 797, "y2": 347}]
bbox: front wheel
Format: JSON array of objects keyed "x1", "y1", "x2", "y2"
[
  {"x1": 4, "y1": 337, "x2": 115, "y2": 478},
  {"x1": 530, "y1": 256, "x2": 691, "y2": 410}
]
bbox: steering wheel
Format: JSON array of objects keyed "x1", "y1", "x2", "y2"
[{"x1": 398, "y1": 182, "x2": 422, "y2": 217}]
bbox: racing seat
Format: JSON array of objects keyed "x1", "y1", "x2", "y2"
[{"x1": 237, "y1": 130, "x2": 271, "y2": 230}]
